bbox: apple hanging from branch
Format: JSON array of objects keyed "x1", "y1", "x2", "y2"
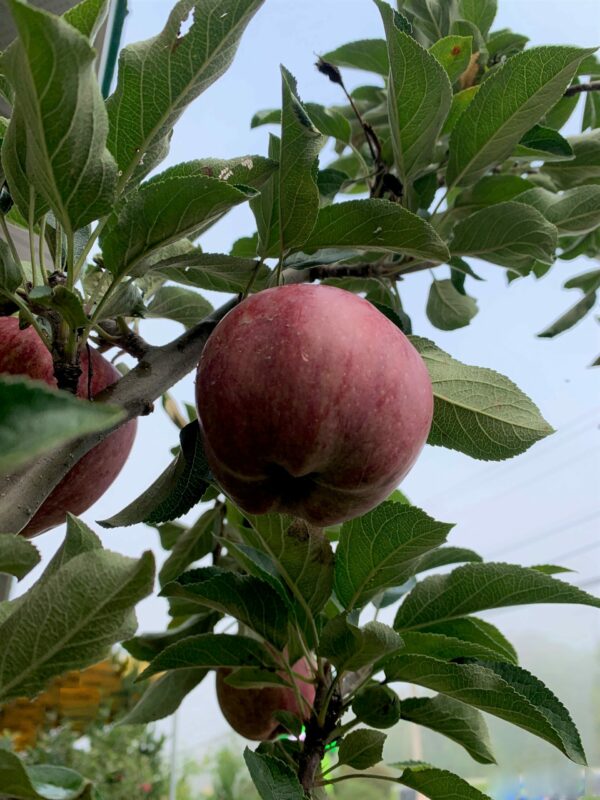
[
  {"x1": 0, "y1": 317, "x2": 137, "y2": 537},
  {"x1": 196, "y1": 285, "x2": 433, "y2": 526}
]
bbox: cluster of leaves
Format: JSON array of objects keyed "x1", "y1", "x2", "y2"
[
  {"x1": 0, "y1": 517, "x2": 156, "y2": 799},
  {"x1": 112, "y1": 471, "x2": 600, "y2": 800},
  {"x1": 0, "y1": 0, "x2": 599, "y2": 798},
  {"x1": 1, "y1": 713, "x2": 169, "y2": 800}
]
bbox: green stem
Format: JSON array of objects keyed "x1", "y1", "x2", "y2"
[
  {"x1": 54, "y1": 220, "x2": 62, "y2": 270},
  {"x1": 66, "y1": 230, "x2": 75, "y2": 291},
  {"x1": 0, "y1": 215, "x2": 27, "y2": 284},
  {"x1": 28, "y1": 189, "x2": 38, "y2": 287},
  {"x1": 318, "y1": 674, "x2": 339, "y2": 728},
  {"x1": 318, "y1": 773, "x2": 399, "y2": 788},
  {"x1": 326, "y1": 716, "x2": 359, "y2": 744},
  {"x1": 241, "y1": 259, "x2": 263, "y2": 299},
  {"x1": 38, "y1": 215, "x2": 49, "y2": 285},
  {"x1": 1, "y1": 289, "x2": 51, "y2": 352},
  {"x1": 430, "y1": 186, "x2": 449, "y2": 216}
]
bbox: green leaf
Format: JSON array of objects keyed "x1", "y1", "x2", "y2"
[
  {"x1": 106, "y1": 0, "x2": 264, "y2": 179},
  {"x1": 120, "y1": 668, "x2": 208, "y2": 725},
  {"x1": 163, "y1": 567, "x2": 290, "y2": 648},
  {"x1": 317, "y1": 168, "x2": 350, "y2": 205},
  {"x1": 153, "y1": 251, "x2": 269, "y2": 293},
  {"x1": 399, "y1": 630, "x2": 510, "y2": 662},
  {"x1": 101, "y1": 420, "x2": 211, "y2": 527},
  {"x1": 453, "y1": 174, "x2": 534, "y2": 212},
  {"x1": 250, "y1": 133, "x2": 281, "y2": 257},
  {"x1": 394, "y1": 562, "x2": 600, "y2": 631},
  {"x1": 400, "y1": 766, "x2": 492, "y2": 799},
  {"x1": 321, "y1": 39, "x2": 389, "y2": 75},
  {"x1": 0, "y1": 377, "x2": 125, "y2": 475},
  {"x1": 140, "y1": 633, "x2": 276, "y2": 679},
  {"x1": 146, "y1": 285, "x2": 213, "y2": 328},
  {"x1": 40, "y1": 514, "x2": 102, "y2": 582},
  {"x1": 386, "y1": 655, "x2": 586, "y2": 764},
  {"x1": 305, "y1": 103, "x2": 352, "y2": 144},
  {"x1": 243, "y1": 514, "x2": 334, "y2": 618},
  {"x1": 302, "y1": 199, "x2": 449, "y2": 262},
  {"x1": 277, "y1": 66, "x2": 322, "y2": 253},
  {"x1": 399, "y1": 0, "x2": 452, "y2": 45},
  {"x1": 487, "y1": 29, "x2": 529, "y2": 61},
  {"x1": 187, "y1": 155, "x2": 278, "y2": 189},
  {"x1": 63, "y1": 0, "x2": 108, "y2": 39},
  {"x1": 124, "y1": 610, "x2": 220, "y2": 661},
  {"x1": 457, "y1": 0, "x2": 496, "y2": 36},
  {"x1": 243, "y1": 749, "x2": 305, "y2": 800},
  {"x1": 100, "y1": 164, "x2": 255, "y2": 278},
  {"x1": 375, "y1": 0, "x2": 452, "y2": 184},
  {"x1": 0, "y1": 238, "x2": 22, "y2": 292},
  {"x1": 0, "y1": 535, "x2": 39, "y2": 580},
  {"x1": 318, "y1": 616, "x2": 403, "y2": 672},
  {"x1": 411, "y1": 336, "x2": 554, "y2": 460},
  {"x1": 158, "y1": 507, "x2": 218, "y2": 586},
  {"x1": 337, "y1": 729, "x2": 386, "y2": 770},
  {"x1": 429, "y1": 35, "x2": 472, "y2": 83},
  {"x1": 0, "y1": 750, "x2": 91, "y2": 800},
  {"x1": 583, "y1": 90, "x2": 600, "y2": 131},
  {"x1": 426, "y1": 278, "x2": 478, "y2": 330},
  {"x1": 514, "y1": 124, "x2": 574, "y2": 162},
  {"x1": 442, "y1": 86, "x2": 479, "y2": 135},
  {"x1": 542, "y1": 131, "x2": 600, "y2": 189},
  {"x1": 401, "y1": 695, "x2": 495, "y2": 764},
  {"x1": 412, "y1": 546, "x2": 483, "y2": 575},
  {"x1": 515, "y1": 185, "x2": 600, "y2": 235},
  {"x1": 538, "y1": 269, "x2": 600, "y2": 338},
  {"x1": 450, "y1": 201, "x2": 558, "y2": 271},
  {"x1": 4, "y1": 0, "x2": 117, "y2": 231},
  {"x1": 447, "y1": 46, "x2": 595, "y2": 187},
  {"x1": 29, "y1": 285, "x2": 89, "y2": 329},
  {"x1": 0, "y1": 548, "x2": 154, "y2": 703},
  {"x1": 416, "y1": 617, "x2": 518, "y2": 664},
  {"x1": 251, "y1": 108, "x2": 281, "y2": 128},
  {"x1": 334, "y1": 501, "x2": 453, "y2": 610}
]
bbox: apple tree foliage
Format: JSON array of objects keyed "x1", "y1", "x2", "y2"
[{"x1": 0, "y1": 0, "x2": 599, "y2": 797}]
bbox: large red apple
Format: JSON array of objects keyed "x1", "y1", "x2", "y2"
[
  {"x1": 0, "y1": 317, "x2": 136, "y2": 537},
  {"x1": 195, "y1": 284, "x2": 433, "y2": 526},
  {"x1": 216, "y1": 657, "x2": 315, "y2": 741}
]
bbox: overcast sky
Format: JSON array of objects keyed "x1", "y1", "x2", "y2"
[{"x1": 14, "y1": 0, "x2": 600, "y2": 778}]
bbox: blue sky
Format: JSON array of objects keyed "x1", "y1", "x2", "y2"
[{"x1": 16, "y1": 0, "x2": 600, "y2": 779}]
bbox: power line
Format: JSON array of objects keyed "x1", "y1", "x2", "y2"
[
  {"x1": 539, "y1": 538, "x2": 600, "y2": 566},
  {"x1": 422, "y1": 408, "x2": 598, "y2": 507},
  {"x1": 490, "y1": 509, "x2": 600, "y2": 558}
]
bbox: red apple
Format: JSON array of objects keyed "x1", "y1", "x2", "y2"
[
  {"x1": 195, "y1": 284, "x2": 433, "y2": 526},
  {"x1": 0, "y1": 317, "x2": 136, "y2": 537},
  {"x1": 216, "y1": 657, "x2": 315, "y2": 740}
]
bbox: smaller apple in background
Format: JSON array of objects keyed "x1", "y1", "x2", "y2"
[
  {"x1": 0, "y1": 317, "x2": 136, "y2": 537},
  {"x1": 196, "y1": 284, "x2": 433, "y2": 526},
  {"x1": 216, "y1": 657, "x2": 315, "y2": 741}
]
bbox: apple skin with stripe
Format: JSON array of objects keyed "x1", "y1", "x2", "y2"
[{"x1": 195, "y1": 284, "x2": 433, "y2": 526}]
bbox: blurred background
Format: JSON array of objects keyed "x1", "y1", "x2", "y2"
[{"x1": 3, "y1": 0, "x2": 600, "y2": 797}]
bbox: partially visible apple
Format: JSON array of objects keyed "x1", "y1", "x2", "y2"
[
  {"x1": 0, "y1": 317, "x2": 136, "y2": 537},
  {"x1": 216, "y1": 657, "x2": 315, "y2": 741},
  {"x1": 195, "y1": 284, "x2": 433, "y2": 526}
]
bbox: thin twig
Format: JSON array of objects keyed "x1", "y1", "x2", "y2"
[{"x1": 564, "y1": 80, "x2": 600, "y2": 96}]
